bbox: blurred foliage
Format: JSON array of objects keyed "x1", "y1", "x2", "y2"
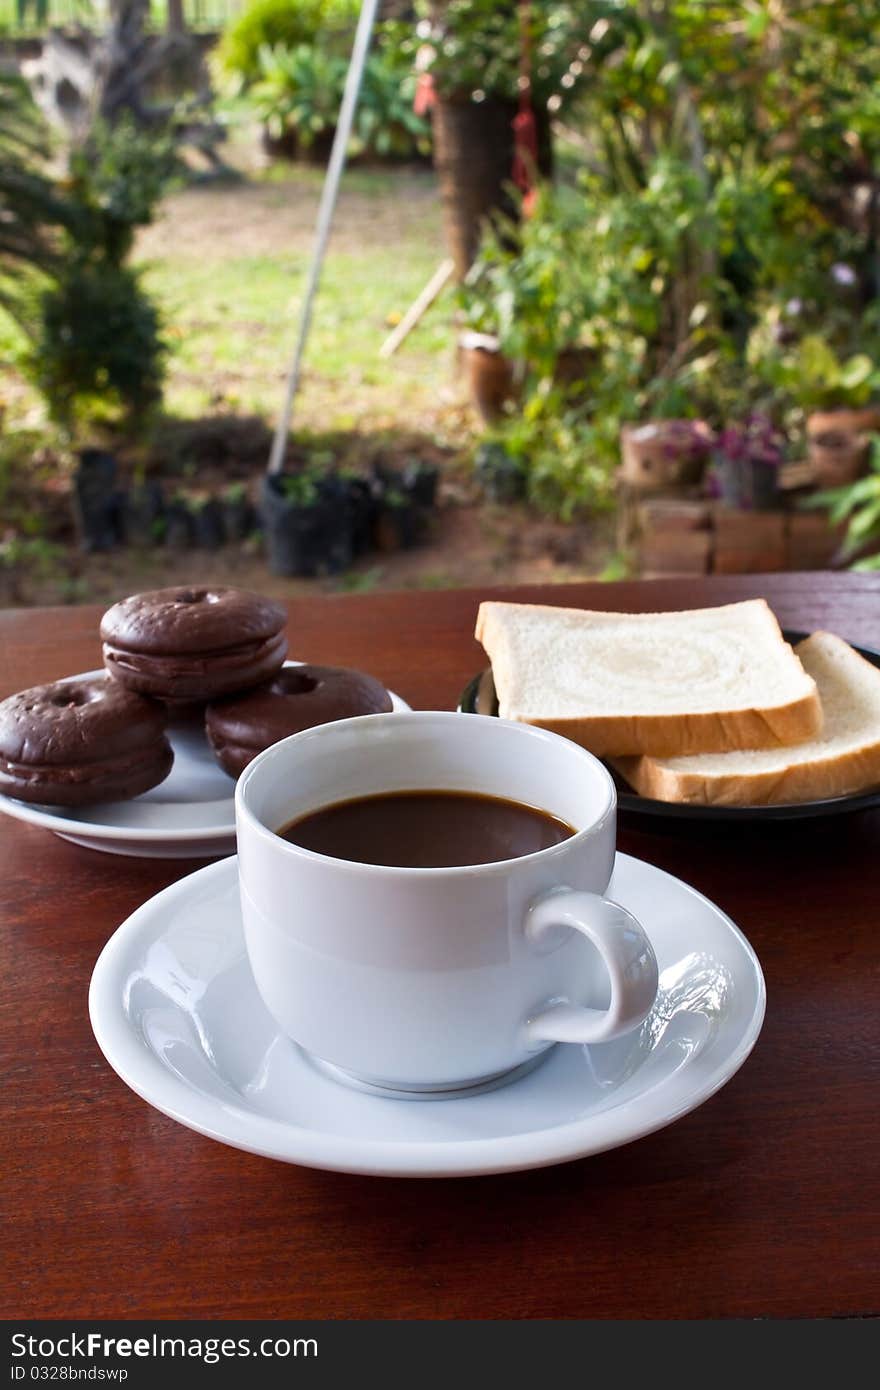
[
  {"x1": 408, "y1": 0, "x2": 630, "y2": 109},
  {"x1": 253, "y1": 44, "x2": 348, "y2": 148},
  {"x1": 747, "y1": 321, "x2": 880, "y2": 415},
  {"x1": 461, "y1": 0, "x2": 880, "y2": 516},
  {"x1": 31, "y1": 263, "x2": 166, "y2": 430},
  {"x1": 215, "y1": 0, "x2": 360, "y2": 88},
  {"x1": 6, "y1": 117, "x2": 179, "y2": 431},
  {"x1": 63, "y1": 116, "x2": 181, "y2": 265},
  {"x1": 807, "y1": 437, "x2": 880, "y2": 572},
  {"x1": 252, "y1": 30, "x2": 430, "y2": 159},
  {"x1": 0, "y1": 73, "x2": 68, "y2": 331}
]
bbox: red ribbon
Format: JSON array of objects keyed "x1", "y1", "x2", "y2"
[
  {"x1": 512, "y1": 107, "x2": 538, "y2": 196},
  {"x1": 413, "y1": 71, "x2": 435, "y2": 116},
  {"x1": 512, "y1": 0, "x2": 537, "y2": 211}
]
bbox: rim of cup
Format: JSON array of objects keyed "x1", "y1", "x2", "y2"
[{"x1": 234, "y1": 710, "x2": 617, "y2": 879}]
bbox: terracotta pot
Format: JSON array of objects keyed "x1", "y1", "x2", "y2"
[
  {"x1": 807, "y1": 431, "x2": 871, "y2": 486},
  {"x1": 620, "y1": 420, "x2": 713, "y2": 492},
  {"x1": 806, "y1": 407, "x2": 880, "y2": 439},
  {"x1": 460, "y1": 335, "x2": 518, "y2": 423}
]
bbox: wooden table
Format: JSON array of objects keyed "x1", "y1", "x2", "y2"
[{"x1": 3, "y1": 573, "x2": 879, "y2": 1320}]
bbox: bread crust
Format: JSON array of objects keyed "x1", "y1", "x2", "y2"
[
  {"x1": 614, "y1": 743, "x2": 880, "y2": 805},
  {"x1": 612, "y1": 631, "x2": 880, "y2": 805},
  {"x1": 475, "y1": 598, "x2": 822, "y2": 757},
  {"x1": 520, "y1": 697, "x2": 822, "y2": 758}
]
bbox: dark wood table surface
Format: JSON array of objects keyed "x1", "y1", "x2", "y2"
[{"x1": 3, "y1": 572, "x2": 879, "y2": 1321}]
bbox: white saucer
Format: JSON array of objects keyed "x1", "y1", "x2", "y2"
[
  {"x1": 0, "y1": 666, "x2": 411, "y2": 858},
  {"x1": 88, "y1": 853, "x2": 765, "y2": 1176}
]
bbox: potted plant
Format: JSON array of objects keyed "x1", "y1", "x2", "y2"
[
  {"x1": 121, "y1": 473, "x2": 164, "y2": 548},
  {"x1": 164, "y1": 492, "x2": 196, "y2": 549},
  {"x1": 796, "y1": 338, "x2": 880, "y2": 483},
  {"x1": 401, "y1": 459, "x2": 439, "y2": 509},
  {"x1": 756, "y1": 333, "x2": 880, "y2": 484},
  {"x1": 368, "y1": 463, "x2": 430, "y2": 552},
  {"x1": 72, "y1": 448, "x2": 124, "y2": 552},
  {"x1": 794, "y1": 338, "x2": 880, "y2": 436},
  {"x1": 188, "y1": 494, "x2": 227, "y2": 550},
  {"x1": 337, "y1": 470, "x2": 376, "y2": 557},
  {"x1": 620, "y1": 419, "x2": 714, "y2": 493},
  {"x1": 411, "y1": 1, "x2": 590, "y2": 277},
  {"x1": 220, "y1": 481, "x2": 255, "y2": 542},
  {"x1": 458, "y1": 329, "x2": 519, "y2": 424},
  {"x1": 253, "y1": 44, "x2": 349, "y2": 164},
  {"x1": 804, "y1": 435, "x2": 880, "y2": 570},
  {"x1": 711, "y1": 415, "x2": 785, "y2": 511},
  {"x1": 472, "y1": 439, "x2": 526, "y2": 503},
  {"x1": 260, "y1": 467, "x2": 354, "y2": 576},
  {"x1": 372, "y1": 486, "x2": 421, "y2": 552},
  {"x1": 458, "y1": 190, "x2": 600, "y2": 420}
]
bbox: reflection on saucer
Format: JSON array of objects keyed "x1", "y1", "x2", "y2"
[{"x1": 586, "y1": 953, "x2": 733, "y2": 1092}]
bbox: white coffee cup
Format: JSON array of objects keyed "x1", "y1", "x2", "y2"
[{"x1": 235, "y1": 711, "x2": 658, "y2": 1095}]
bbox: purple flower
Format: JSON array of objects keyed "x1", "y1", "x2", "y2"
[
  {"x1": 784, "y1": 297, "x2": 803, "y2": 316},
  {"x1": 716, "y1": 415, "x2": 784, "y2": 467}
]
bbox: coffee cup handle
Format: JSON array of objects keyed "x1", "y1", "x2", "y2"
[{"x1": 524, "y1": 890, "x2": 659, "y2": 1046}]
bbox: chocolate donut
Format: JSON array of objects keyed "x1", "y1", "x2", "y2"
[
  {"x1": 101, "y1": 586, "x2": 288, "y2": 702},
  {"x1": 0, "y1": 675, "x2": 173, "y2": 806},
  {"x1": 205, "y1": 663, "x2": 394, "y2": 778}
]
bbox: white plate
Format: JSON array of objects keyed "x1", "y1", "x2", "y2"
[
  {"x1": 0, "y1": 666, "x2": 411, "y2": 858},
  {"x1": 88, "y1": 853, "x2": 765, "y2": 1177}
]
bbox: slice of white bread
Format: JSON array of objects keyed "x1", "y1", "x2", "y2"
[
  {"x1": 475, "y1": 598, "x2": 822, "y2": 758},
  {"x1": 614, "y1": 632, "x2": 880, "y2": 805}
]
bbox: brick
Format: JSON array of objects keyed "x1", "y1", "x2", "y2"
[
  {"x1": 640, "y1": 530, "x2": 712, "y2": 574},
  {"x1": 713, "y1": 539, "x2": 787, "y2": 574},
  {"x1": 711, "y1": 506, "x2": 787, "y2": 547},
  {"x1": 785, "y1": 512, "x2": 844, "y2": 569},
  {"x1": 637, "y1": 498, "x2": 712, "y2": 533}
]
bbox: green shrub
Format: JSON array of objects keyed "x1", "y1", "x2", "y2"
[
  {"x1": 253, "y1": 37, "x2": 430, "y2": 159},
  {"x1": 478, "y1": 400, "x2": 619, "y2": 523},
  {"x1": 356, "y1": 45, "x2": 431, "y2": 160},
  {"x1": 408, "y1": 0, "x2": 614, "y2": 108},
  {"x1": 216, "y1": 0, "x2": 360, "y2": 87},
  {"x1": 0, "y1": 72, "x2": 68, "y2": 335},
  {"x1": 748, "y1": 329, "x2": 880, "y2": 419},
  {"x1": 65, "y1": 116, "x2": 180, "y2": 265},
  {"x1": 254, "y1": 45, "x2": 348, "y2": 148},
  {"x1": 12, "y1": 118, "x2": 176, "y2": 432},
  {"x1": 30, "y1": 263, "x2": 165, "y2": 430}
]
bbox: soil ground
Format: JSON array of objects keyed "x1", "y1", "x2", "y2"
[{"x1": 0, "y1": 491, "x2": 618, "y2": 607}]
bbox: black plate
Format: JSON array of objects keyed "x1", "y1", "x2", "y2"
[{"x1": 458, "y1": 630, "x2": 880, "y2": 823}]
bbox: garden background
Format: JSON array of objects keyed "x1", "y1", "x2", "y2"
[{"x1": 1, "y1": 0, "x2": 879, "y2": 606}]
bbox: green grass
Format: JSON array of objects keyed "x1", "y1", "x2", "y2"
[
  {"x1": 139, "y1": 164, "x2": 457, "y2": 429},
  {"x1": 0, "y1": 161, "x2": 462, "y2": 440}
]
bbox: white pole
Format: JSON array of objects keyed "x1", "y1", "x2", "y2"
[{"x1": 267, "y1": 0, "x2": 381, "y2": 476}]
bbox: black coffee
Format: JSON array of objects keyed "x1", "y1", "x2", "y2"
[{"x1": 278, "y1": 789, "x2": 575, "y2": 868}]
